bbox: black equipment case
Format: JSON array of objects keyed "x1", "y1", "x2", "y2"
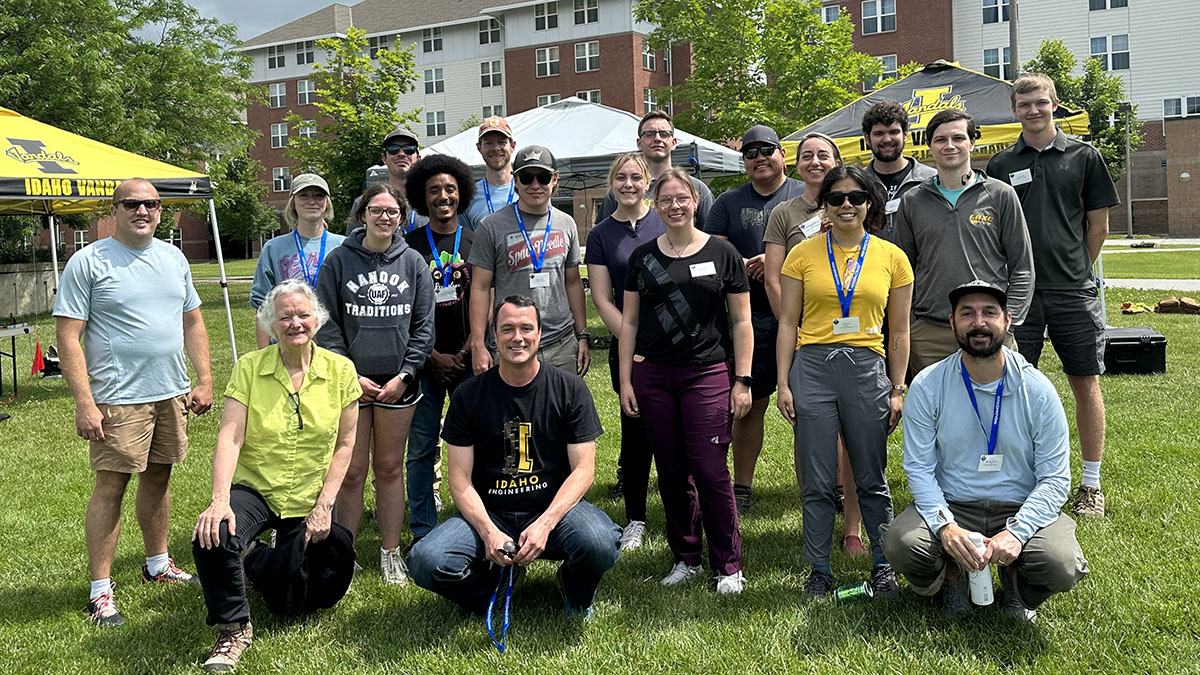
[{"x1": 1103, "y1": 326, "x2": 1166, "y2": 375}]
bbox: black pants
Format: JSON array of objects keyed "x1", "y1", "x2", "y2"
[{"x1": 608, "y1": 339, "x2": 652, "y2": 522}]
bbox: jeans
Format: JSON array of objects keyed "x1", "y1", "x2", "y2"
[{"x1": 406, "y1": 371, "x2": 467, "y2": 538}]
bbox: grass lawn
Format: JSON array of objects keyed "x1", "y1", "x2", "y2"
[
  {"x1": 1099, "y1": 249, "x2": 1200, "y2": 280},
  {"x1": 189, "y1": 258, "x2": 257, "y2": 279},
  {"x1": 2, "y1": 282, "x2": 1200, "y2": 673}
]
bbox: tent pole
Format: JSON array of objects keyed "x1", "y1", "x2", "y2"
[
  {"x1": 47, "y1": 215, "x2": 60, "y2": 293},
  {"x1": 207, "y1": 199, "x2": 239, "y2": 363}
]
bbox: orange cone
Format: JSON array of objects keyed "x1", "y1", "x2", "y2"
[{"x1": 31, "y1": 340, "x2": 44, "y2": 375}]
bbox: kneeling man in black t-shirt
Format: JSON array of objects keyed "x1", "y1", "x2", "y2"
[{"x1": 408, "y1": 295, "x2": 621, "y2": 618}]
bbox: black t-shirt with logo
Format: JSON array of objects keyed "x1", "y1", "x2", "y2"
[
  {"x1": 442, "y1": 365, "x2": 602, "y2": 513},
  {"x1": 874, "y1": 162, "x2": 913, "y2": 201},
  {"x1": 405, "y1": 224, "x2": 474, "y2": 355}
]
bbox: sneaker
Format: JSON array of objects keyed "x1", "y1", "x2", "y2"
[
  {"x1": 733, "y1": 484, "x2": 753, "y2": 517},
  {"x1": 381, "y1": 547, "x2": 409, "y2": 585},
  {"x1": 556, "y1": 566, "x2": 594, "y2": 620},
  {"x1": 1069, "y1": 484, "x2": 1105, "y2": 517},
  {"x1": 142, "y1": 557, "x2": 200, "y2": 586},
  {"x1": 834, "y1": 484, "x2": 845, "y2": 514},
  {"x1": 608, "y1": 476, "x2": 624, "y2": 500},
  {"x1": 86, "y1": 582, "x2": 125, "y2": 627},
  {"x1": 715, "y1": 570, "x2": 745, "y2": 595},
  {"x1": 353, "y1": 560, "x2": 363, "y2": 574},
  {"x1": 999, "y1": 566, "x2": 1037, "y2": 622},
  {"x1": 941, "y1": 565, "x2": 971, "y2": 619},
  {"x1": 803, "y1": 568, "x2": 834, "y2": 598},
  {"x1": 661, "y1": 561, "x2": 703, "y2": 586},
  {"x1": 619, "y1": 520, "x2": 646, "y2": 551},
  {"x1": 869, "y1": 563, "x2": 899, "y2": 599},
  {"x1": 433, "y1": 491, "x2": 443, "y2": 513},
  {"x1": 843, "y1": 535, "x2": 868, "y2": 558},
  {"x1": 202, "y1": 621, "x2": 253, "y2": 672}
]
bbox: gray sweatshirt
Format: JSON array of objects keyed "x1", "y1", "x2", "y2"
[{"x1": 894, "y1": 171, "x2": 1034, "y2": 326}]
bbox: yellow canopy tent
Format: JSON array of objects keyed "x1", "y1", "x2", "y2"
[{"x1": 1, "y1": 106, "x2": 240, "y2": 359}]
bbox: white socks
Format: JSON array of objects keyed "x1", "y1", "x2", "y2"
[
  {"x1": 146, "y1": 552, "x2": 170, "y2": 576},
  {"x1": 1081, "y1": 460, "x2": 1102, "y2": 489},
  {"x1": 90, "y1": 578, "x2": 112, "y2": 600}
]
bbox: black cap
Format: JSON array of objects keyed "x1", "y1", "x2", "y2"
[
  {"x1": 741, "y1": 124, "x2": 781, "y2": 148},
  {"x1": 948, "y1": 280, "x2": 1008, "y2": 310},
  {"x1": 512, "y1": 144, "x2": 556, "y2": 173}
]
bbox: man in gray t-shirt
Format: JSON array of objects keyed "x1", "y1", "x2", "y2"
[{"x1": 468, "y1": 145, "x2": 590, "y2": 377}]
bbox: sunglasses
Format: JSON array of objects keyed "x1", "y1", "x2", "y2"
[
  {"x1": 385, "y1": 144, "x2": 419, "y2": 156},
  {"x1": 517, "y1": 171, "x2": 554, "y2": 185},
  {"x1": 742, "y1": 145, "x2": 780, "y2": 160},
  {"x1": 117, "y1": 199, "x2": 162, "y2": 212},
  {"x1": 824, "y1": 190, "x2": 870, "y2": 207}
]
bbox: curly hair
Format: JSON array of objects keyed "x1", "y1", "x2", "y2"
[
  {"x1": 861, "y1": 100, "x2": 911, "y2": 136},
  {"x1": 403, "y1": 155, "x2": 477, "y2": 218}
]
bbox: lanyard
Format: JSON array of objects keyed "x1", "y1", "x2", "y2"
[
  {"x1": 826, "y1": 231, "x2": 870, "y2": 318},
  {"x1": 513, "y1": 204, "x2": 553, "y2": 273},
  {"x1": 484, "y1": 179, "x2": 516, "y2": 214},
  {"x1": 486, "y1": 565, "x2": 515, "y2": 652},
  {"x1": 405, "y1": 210, "x2": 417, "y2": 234},
  {"x1": 424, "y1": 224, "x2": 462, "y2": 287},
  {"x1": 292, "y1": 229, "x2": 328, "y2": 287},
  {"x1": 960, "y1": 361, "x2": 1004, "y2": 455}
]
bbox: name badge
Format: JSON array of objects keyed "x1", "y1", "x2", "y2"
[
  {"x1": 434, "y1": 284, "x2": 458, "y2": 303},
  {"x1": 832, "y1": 316, "x2": 860, "y2": 335},
  {"x1": 528, "y1": 272, "x2": 551, "y2": 288},
  {"x1": 689, "y1": 261, "x2": 717, "y2": 278},
  {"x1": 885, "y1": 198, "x2": 901, "y2": 214},
  {"x1": 978, "y1": 454, "x2": 1004, "y2": 472},
  {"x1": 800, "y1": 215, "x2": 823, "y2": 239},
  {"x1": 1009, "y1": 169, "x2": 1033, "y2": 186}
]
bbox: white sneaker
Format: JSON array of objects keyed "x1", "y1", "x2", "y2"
[
  {"x1": 380, "y1": 547, "x2": 409, "y2": 585},
  {"x1": 715, "y1": 570, "x2": 745, "y2": 595},
  {"x1": 619, "y1": 520, "x2": 646, "y2": 551},
  {"x1": 661, "y1": 561, "x2": 703, "y2": 586}
]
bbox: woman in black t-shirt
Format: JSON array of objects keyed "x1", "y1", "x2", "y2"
[{"x1": 618, "y1": 168, "x2": 753, "y2": 595}]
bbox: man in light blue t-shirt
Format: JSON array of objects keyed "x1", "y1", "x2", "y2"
[
  {"x1": 463, "y1": 116, "x2": 518, "y2": 232},
  {"x1": 54, "y1": 179, "x2": 214, "y2": 628}
]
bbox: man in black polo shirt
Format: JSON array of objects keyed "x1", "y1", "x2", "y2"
[{"x1": 987, "y1": 73, "x2": 1120, "y2": 518}]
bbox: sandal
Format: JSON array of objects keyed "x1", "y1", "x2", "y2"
[{"x1": 843, "y1": 535, "x2": 868, "y2": 558}]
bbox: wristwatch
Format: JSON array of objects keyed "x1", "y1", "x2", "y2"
[
  {"x1": 734, "y1": 375, "x2": 754, "y2": 387},
  {"x1": 399, "y1": 372, "x2": 414, "y2": 386},
  {"x1": 890, "y1": 384, "x2": 908, "y2": 394}
]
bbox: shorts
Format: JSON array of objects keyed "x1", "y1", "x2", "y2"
[
  {"x1": 358, "y1": 374, "x2": 423, "y2": 410},
  {"x1": 1014, "y1": 288, "x2": 1105, "y2": 376},
  {"x1": 89, "y1": 394, "x2": 189, "y2": 473},
  {"x1": 749, "y1": 311, "x2": 778, "y2": 400},
  {"x1": 910, "y1": 318, "x2": 1017, "y2": 378}
]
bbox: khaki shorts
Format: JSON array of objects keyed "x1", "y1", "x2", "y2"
[
  {"x1": 909, "y1": 318, "x2": 1017, "y2": 377},
  {"x1": 89, "y1": 394, "x2": 189, "y2": 473}
]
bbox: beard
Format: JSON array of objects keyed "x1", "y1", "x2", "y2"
[
  {"x1": 957, "y1": 327, "x2": 1004, "y2": 359},
  {"x1": 871, "y1": 143, "x2": 902, "y2": 163}
]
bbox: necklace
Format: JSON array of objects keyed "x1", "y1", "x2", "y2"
[{"x1": 665, "y1": 229, "x2": 695, "y2": 258}]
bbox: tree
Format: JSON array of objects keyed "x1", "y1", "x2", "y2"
[
  {"x1": 200, "y1": 150, "x2": 280, "y2": 244},
  {"x1": 1024, "y1": 39, "x2": 1141, "y2": 180},
  {"x1": 633, "y1": 0, "x2": 882, "y2": 142},
  {"x1": 285, "y1": 27, "x2": 420, "y2": 224}
]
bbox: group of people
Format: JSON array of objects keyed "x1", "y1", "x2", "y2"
[{"x1": 55, "y1": 71, "x2": 1109, "y2": 670}]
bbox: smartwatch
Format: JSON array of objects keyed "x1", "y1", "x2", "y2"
[{"x1": 733, "y1": 375, "x2": 754, "y2": 387}]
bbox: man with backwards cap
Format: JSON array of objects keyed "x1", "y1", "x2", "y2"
[
  {"x1": 349, "y1": 125, "x2": 428, "y2": 233},
  {"x1": 464, "y1": 116, "x2": 519, "y2": 232},
  {"x1": 468, "y1": 145, "x2": 590, "y2": 377},
  {"x1": 881, "y1": 280, "x2": 1088, "y2": 622}
]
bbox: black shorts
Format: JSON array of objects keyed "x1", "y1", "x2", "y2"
[
  {"x1": 749, "y1": 312, "x2": 778, "y2": 400},
  {"x1": 358, "y1": 374, "x2": 423, "y2": 409},
  {"x1": 1013, "y1": 288, "x2": 1105, "y2": 377}
]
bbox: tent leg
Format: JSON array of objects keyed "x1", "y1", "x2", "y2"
[
  {"x1": 208, "y1": 199, "x2": 239, "y2": 363},
  {"x1": 47, "y1": 215, "x2": 60, "y2": 295}
]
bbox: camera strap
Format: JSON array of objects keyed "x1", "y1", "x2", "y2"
[{"x1": 486, "y1": 564, "x2": 515, "y2": 652}]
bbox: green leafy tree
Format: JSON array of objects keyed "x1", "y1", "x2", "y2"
[
  {"x1": 459, "y1": 114, "x2": 482, "y2": 134},
  {"x1": 202, "y1": 150, "x2": 280, "y2": 244},
  {"x1": 1024, "y1": 39, "x2": 1141, "y2": 180},
  {"x1": 634, "y1": 0, "x2": 882, "y2": 142},
  {"x1": 285, "y1": 27, "x2": 420, "y2": 223}
]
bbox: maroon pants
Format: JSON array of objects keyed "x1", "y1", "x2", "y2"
[{"x1": 633, "y1": 359, "x2": 742, "y2": 575}]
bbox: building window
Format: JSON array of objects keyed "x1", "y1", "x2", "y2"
[
  {"x1": 295, "y1": 40, "x2": 315, "y2": 65},
  {"x1": 426, "y1": 111, "x2": 446, "y2": 137},
  {"x1": 272, "y1": 167, "x2": 291, "y2": 192},
  {"x1": 268, "y1": 82, "x2": 286, "y2": 108},
  {"x1": 536, "y1": 46, "x2": 560, "y2": 77},
  {"x1": 574, "y1": 0, "x2": 598, "y2": 25},
  {"x1": 642, "y1": 43, "x2": 656, "y2": 70},
  {"x1": 820, "y1": 5, "x2": 841, "y2": 22},
  {"x1": 663, "y1": 49, "x2": 670, "y2": 74},
  {"x1": 368, "y1": 35, "x2": 389, "y2": 59},
  {"x1": 1189, "y1": 96, "x2": 1200, "y2": 116},
  {"x1": 483, "y1": 104, "x2": 504, "y2": 118},
  {"x1": 267, "y1": 45, "x2": 285, "y2": 69},
  {"x1": 983, "y1": 47, "x2": 1012, "y2": 80},
  {"x1": 1163, "y1": 98, "x2": 1182, "y2": 118},
  {"x1": 982, "y1": 0, "x2": 1009, "y2": 24},
  {"x1": 537, "y1": 94, "x2": 561, "y2": 107},
  {"x1": 865, "y1": 54, "x2": 897, "y2": 90},
  {"x1": 74, "y1": 230, "x2": 89, "y2": 249},
  {"x1": 577, "y1": 89, "x2": 601, "y2": 103},
  {"x1": 298, "y1": 122, "x2": 316, "y2": 139},
  {"x1": 643, "y1": 88, "x2": 658, "y2": 115},
  {"x1": 535, "y1": 2, "x2": 559, "y2": 30},
  {"x1": 168, "y1": 228, "x2": 183, "y2": 249},
  {"x1": 297, "y1": 79, "x2": 315, "y2": 105},
  {"x1": 270, "y1": 123, "x2": 288, "y2": 149},
  {"x1": 574, "y1": 41, "x2": 599, "y2": 72},
  {"x1": 862, "y1": 0, "x2": 895, "y2": 34},
  {"x1": 479, "y1": 19, "x2": 501, "y2": 44},
  {"x1": 422, "y1": 28, "x2": 442, "y2": 53},
  {"x1": 1090, "y1": 0, "x2": 1127, "y2": 9},
  {"x1": 481, "y1": 60, "x2": 502, "y2": 88},
  {"x1": 1110, "y1": 34, "x2": 1130, "y2": 70},
  {"x1": 424, "y1": 68, "x2": 445, "y2": 94}
]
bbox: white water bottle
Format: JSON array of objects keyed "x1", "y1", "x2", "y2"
[{"x1": 966, "y1": 531, "x2": 994, "y2": 606}]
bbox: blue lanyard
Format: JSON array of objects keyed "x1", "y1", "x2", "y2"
[
  {"x1": 424, "y1": 224, "x2": 462, "y2": 287},
  {"x1": 960, "y1": 361, "x2": 1004, "y2": 455},
  {"x1": 292, "y1": 229, "x2": 328, "y2": 287},
  {"x1": 826, "y1": 232, "x2": 870, "y2": 318},
  {"x1": 484, "y1": 179, "x2": 516, "y2": 214},
  {"x1": 405, "y1": 210, "x2": 417, "y2": 234},
  {"x1": 486, "y1": 565, "x2": 515, "y2": 652},
  {"x1": 513, "y1": 204, "x2": 553, "y2": 273}
]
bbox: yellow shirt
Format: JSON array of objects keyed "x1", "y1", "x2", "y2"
[
  {"x1": 781, "y1": 233, "x2": 913, "y2": 356},
  {"x1": 225, "y1": 345, "x2": 362, "y2": 518}
]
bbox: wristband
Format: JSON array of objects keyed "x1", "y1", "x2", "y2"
[{"x1": 575, "y1": 331, "x2": 591, "y2": 341}]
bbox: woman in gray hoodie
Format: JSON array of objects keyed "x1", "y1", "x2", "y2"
[{"x1": 315, "y1": 183, "x2": 435, "y2": 585}]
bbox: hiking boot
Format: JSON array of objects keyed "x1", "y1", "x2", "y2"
[
  {"x1": 715, "y1": 570, "x2": 746, "y2": 595},
  {"x1": 733, "y1": 484, "x2": 753, "y2": 517},
  {"x1": 381, "y1": 547, "x2": 409, "y2": 585},
  {"x1": 942, "y1": 565, "x2": 971, "y2": 619},
  {"x1": 142, "y1": 557, "x2": 200, "y2": 586},
  {"x1": 619, "y1": 520, "x2": 646, "y2": 551},
  {"x1": 661, "y1": 561, "x2": 703, "y2": 586},
  {"x1": 608, "y1": 476, "x2": 624, "y2": 500},
  {"x1": 803, "y1": 568, "x2": 834, "y2": 598},
  {"x1": 869, "y1": 563, "x2": 899, "y2": 599},
  {"x1": 999, "y1": 566, "x2": 1037, "y2": 622},
  {"x1": 1069, "y1": 484, "x2": 1105, "y2": 517},
  {"x1": 86, "y1": 582, "x2": 125, "y2": 628},
  {"x1": 202, "y1": 621, "x2": 253, "y2": 672}
]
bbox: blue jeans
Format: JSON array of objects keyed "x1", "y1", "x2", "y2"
[
  {"x1": 406, "y1": 372, "x2": 464, "y2": 538},
  {"x1": 407, "y1": 501, "x2": 621, "y2": 614}
]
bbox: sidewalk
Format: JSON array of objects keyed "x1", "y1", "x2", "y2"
[{"x1": 1104, "y1": 278, "x2": 1200, "y2": 291}]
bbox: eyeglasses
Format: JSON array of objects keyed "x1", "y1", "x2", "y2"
[
  {"x1": 517, "y1": 171, "x2": 554, "y2": 185},
  {"x1": 824, "y1": 190, "x2": 870, "y2": 207},
  {"x1": 741, "y1": 145, "x2": 780, "y2": 160},
  {"x1": 287, "y1": 392, "x2": 304, "y2": 430},
  {"x1": 656, "y1": 195, "x2": 693, "y2": 208},
  {"x1": 117, "y1": 199, "x2": 162, "y2": 212},
  {"x1": 367, "y1": 206, "x2": 403, "y2": 218},
  {"x1": 385, "y1": 144, "x2": 419, "y2": 156},
  {"x1": 639, "y1": 129, "x2": 674, "y2": 140}
]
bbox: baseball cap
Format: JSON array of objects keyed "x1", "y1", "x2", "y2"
[
  {"x1": 512, "y1": 145, "x2": 556, "y2": 173},
  {"x1": 477, "y1": 116, "x2": 514, "y2": 142},
  {"x1": 741, "y1": 124, "x2": 781, "y2": 148},
  {"x1": 290, "y1": 173, "x2": 330, "y2": 195},
  {"x1": 382, "y1": 125, "x2": 419, "y2": 147},
  {"x1": 948, "y1": 280, "x2": 1008, "y2": 310}
]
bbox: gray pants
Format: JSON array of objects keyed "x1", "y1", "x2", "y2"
[
  {"x1": 489, "y1": 334, "x2": 579, "y2": 372},
  {"x1": 880, "y1": 502, "x2": 1089, "y2": 609},
  {"x1": 790, "y1": 344, "x2": 893, "y2": 565}
]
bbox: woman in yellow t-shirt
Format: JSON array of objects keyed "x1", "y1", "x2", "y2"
[{"x1": 774, "y1": 165, "x2": 912, "y2": 599}]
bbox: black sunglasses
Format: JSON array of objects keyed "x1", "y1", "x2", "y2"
[
  {"x1": 117, "y1": 199, "x2": 162, "y2": 212},
  {"x1": 824, "y1": 190, "x2": 870, "y2": 207},
  {"x1": 517, "y1": 171, "x2": 554, "y2": 185},
  {"x1": 742, "y1": 145, "x2": 780, "y2": 160},
  {"x1": 385, "y1": 144, "x2": 419, "y2": 156}
]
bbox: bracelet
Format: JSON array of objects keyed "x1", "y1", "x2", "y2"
[
  {"x1": 890, "y1": 384, "x2": 908, "y2": 394},
  {"x1": 575, "y1": 331, "x2": 591, "y2": 341}
]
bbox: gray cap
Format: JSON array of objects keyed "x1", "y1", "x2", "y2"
[
  {"x1": 512, "y1": 145, "x2": 556, "y2": 173},
  {"x1": 290, "y1": 173, "x2": 329, "y2": 195},
  {"x1": 741, "y1": 124, "x2": 781, "y2": 148},
  {"x1": 948, "y1": 280, "x2": 1008, "y2": 309},
  {"x1": 382, "y1": 125, "x2": 419, "y2": 147}
]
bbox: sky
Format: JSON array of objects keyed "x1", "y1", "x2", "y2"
[{"x1": 187, "y1": 0, "x2": 341, "y2": 41}]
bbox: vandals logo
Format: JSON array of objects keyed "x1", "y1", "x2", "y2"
[
  {"x1": 904, "y1": 87, "x2": 965, "y2": 131},
  {"x1": 5, "y1": 138, "x2": 79, "y2": 175}
]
